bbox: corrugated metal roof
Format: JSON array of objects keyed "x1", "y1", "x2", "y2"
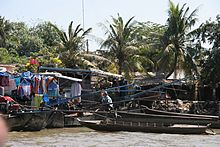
[
  {"x1": 39, "y1": 66, "x2": 123, "y2": 78},
  {"x1": 56, "y1": 75, "x2": 82, "y2": 82}
]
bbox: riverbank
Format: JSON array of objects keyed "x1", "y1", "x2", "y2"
[{"x1": 6, "y1": 128, "x2": 220, "y2": 147}]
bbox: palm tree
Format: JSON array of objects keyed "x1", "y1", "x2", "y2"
[
  {"x1": 162, "y1": 0, "x2": 199, "y2": 79},
  {"x1": 51, "y1": 21, "x2": 110, "y2": 68},
  {"x1": 50, "y1": 21, "x2": 93, "y2": 68},
  {"x1": 100, "y1": 14, "x2": 139, "y2": 75}
]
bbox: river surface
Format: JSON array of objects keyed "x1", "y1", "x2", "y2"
[{"x1": 6, "y1": 128, "x2": 220, "y2": 147}]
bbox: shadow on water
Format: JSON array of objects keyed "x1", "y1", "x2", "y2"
[{"x1": 6, "y1": 128, "x2": 220, "y2": 147}]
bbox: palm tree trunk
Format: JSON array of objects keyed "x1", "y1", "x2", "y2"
[
  {"x1": 166, "y1": 52, "x2": 178, "y2": 79},
  {"x1": 118, "y1": 53, "x2": 124, "y2": 75},
  {"x1": 118, "y1": 61, "x2": 123, "y2": 75}
]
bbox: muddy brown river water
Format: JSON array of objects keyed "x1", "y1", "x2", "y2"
[{"x1": 6, "y1": 128, "x2": 220, "y2": 147}]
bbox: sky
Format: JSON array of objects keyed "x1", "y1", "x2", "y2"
[{"x1": 1, "y1": 0, "x2": 220, "y2": 51}]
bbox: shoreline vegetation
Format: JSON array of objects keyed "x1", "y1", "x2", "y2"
[{"x1": 0, "y1": 0, "x2": 219, "y2": 87}]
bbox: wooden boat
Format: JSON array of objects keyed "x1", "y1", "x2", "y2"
[
  {"x1": 94, "y1": 110, "x2": 218, "y2": 127},
  {"x1": 78, "y1": 118, "x2": 212, "y2": 134},
  {"x1": 6, "y1": 110, "x2": 65, "y2": 131},
  {"x1": 7, "y1": 110, "x2": 47, "y2": 131},
  {"x1": 64, "y1": 111, "x2": 93, "y2": 127},
  {"x1": 45, "y1": 110, "x2": 64, "y2": 128},
  {"x1": 143, "y1": 106, "x2": 218, "y2": 119},
  {"x1": 139, "y1": 106, "x2": 220, "y2": 128}
]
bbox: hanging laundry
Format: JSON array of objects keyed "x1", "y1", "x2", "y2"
[
  {"x1": 47, "y1": 80, "x2": 59, "y2": 97},
  {"x1": 4, "y1": 79, "x2": 17, "y2": 95},
  {"x1": 71, "y1": 82, "x2": 82, "y2": 103},
  {"x1": 32, "y1": 94, "x2": 43, "y2": 108},
  {"x1": 0, "y1": 72, "x2": 9, "y2": 86},
  {"x1": 14, "y1": 77, "x2": 21, "y2": 86},
  {"x1": 42, "y1": 94, "x2": 49, "y2": 103},
  {"x1": 32, "y1": 75, "x2": 42, "y2": 94},
  {"x1": 41, "y1": 76, "x2": 47, "y2": 94},
  {"x1": 18, "y1": 78, "x2": 32, "y2": 100}
]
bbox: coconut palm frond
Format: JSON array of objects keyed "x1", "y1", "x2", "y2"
[
  {"x1": 82, "y1": 28, "x2": 92, "y2": 36},
  {"x1": 164, "y1": 1, "x2": 198, "y2": 78},
  {"x1": 49, "y1": 23, "x2": 67, "y2": 44},
  {"x1": 68, "y1": 21, "x2": 74, "y2": 39},
  {"x1": 50, "y1": 21, "x2": 93, "y2": 68},
  {"x1": 73, "y1": 24, "x2": 82, "y2": 37}
]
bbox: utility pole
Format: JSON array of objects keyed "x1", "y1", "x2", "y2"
[
  {"x1": 82, "y1": 0, "x2": 88, "y2": 53},
  {"x1": 82, "y1": 0, "x2": 89, "y2": 52},
  {"x1": 82, "y1": 0, "x2": 85, "y2": 30}
]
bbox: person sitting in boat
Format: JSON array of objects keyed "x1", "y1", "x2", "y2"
[{"x1": 101, "y1": 91, "x2": 113, "y2": 111}]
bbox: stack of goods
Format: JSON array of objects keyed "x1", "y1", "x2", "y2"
[{"x1": 152, "y1": 99, "x2": 192, "y2": 113}]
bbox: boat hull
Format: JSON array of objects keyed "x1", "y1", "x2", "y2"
[
  {"x1": 45, "y1": 110, "x2": 64, "y2": 128},
  {"x1": 64, "y1": 112, "x2": 93, "y2": 127},
  {"x1": 95, "y1": 111, "x2": 217, "y2": 127},
  {"x1": 143, "y1": 107, "x2": 220, "y2": 128},
  {"x1": 7, "y1": 110, "x2": 65, "y2": 131},
  {"x1": 79, "y1": 119, "x2": 208, "y2": 134},
  {"x1": 7, "y1": 111, "x2": 47, "y2": 131}
]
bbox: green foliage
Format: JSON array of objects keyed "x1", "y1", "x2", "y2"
[
  {"x1": 132, "y1": 22, "x2": 166, "y2": 73},
  {"x1": 7, "y1": 22, "x2": 44, "y2": 57},
  {"x1": 31, "y1": 21, "x2": 61, "y2": 47},
  {"x1": 0, "y1": 3, "x2": 218, "y2": 85},
  {"x1": 199, "y1": 15, "x2": 220, "y2": 85},
  {"x1": 0, "y1": 16, "x2": 12, "y2": 48},
  {"x1": 50, "y1": 21, "x2": 96, "y2": 68},
  {"x1": 0, "y1": 48, "x2": 13, "y2": 63},
  {"x1": 201, "y1": 49, "x2": 220, "y2": 86},
  {"x1": 100, "y1": 14, "x2": 139, "y2": 76},
  {"x1": 162, "y1": 0, "x2": 199, "y2": 78},
  {"x1": 50, "y1": 21, "x2": 92, "y2": 52}
]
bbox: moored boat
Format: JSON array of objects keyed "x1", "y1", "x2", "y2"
[
  {"x1": 78, "y1": 118, "x2": 212, "y2": 134},
  {"x1": 139, "y1": 106, "x2": 220, "y2": 128},
  {"x1": 6, "y1": 110, "x2": 65, "y2": 131},
  {"x1": 7, "y1": 110, "x2": 47, "y2": 131},
  {"x1": 64, "y1": 111, "x2": 93, "y2": 127},
  {"x1": 94, "y1": 110, "x2": 218, "y2": 127},
  {"x1": 143, "y1": 106, "x2": 218, "y2": 119},
  {"x1": 45, "y1": 110, "x2": 64, "y2": 128}
]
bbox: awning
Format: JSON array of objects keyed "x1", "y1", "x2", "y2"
[
  {"x1": 56, "y1": 75, "x2": 82, "y2": 82},
  {"x1": 0, "y1": 67, "x2": 7, "y2": 72}
]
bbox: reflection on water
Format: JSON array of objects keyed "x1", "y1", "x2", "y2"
[{"x1": 7, "y1": 128, "x2": 220, "y2": 147}]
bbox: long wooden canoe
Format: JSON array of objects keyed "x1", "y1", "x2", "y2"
[
  {"x1": 78, "y1": 118, "x2": 212, "y2": 134},
  {"x1": 94, "y1": 110, "x2": 218, "y2": 127}
]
